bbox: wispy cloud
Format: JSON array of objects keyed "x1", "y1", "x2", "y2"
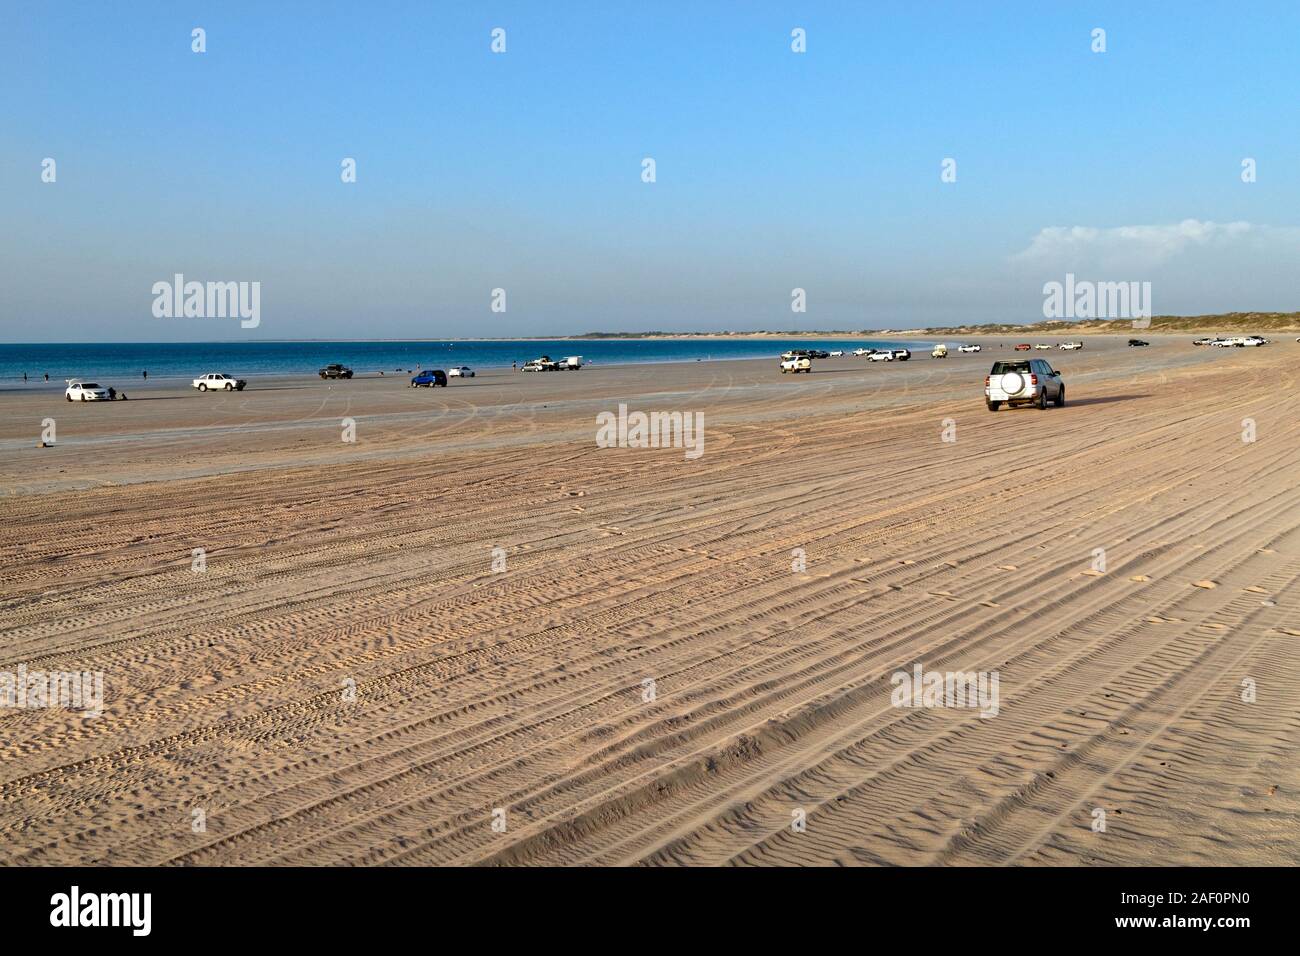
[
  {"x1": 1005, "y1": 219, "x2": 1300, "y2": 316},
  {"x1": 1012, "y1": 219, "x2": 1263, "y2": 269}
]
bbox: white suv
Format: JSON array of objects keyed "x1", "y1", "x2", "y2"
[{"x1": 985, "y1": 359, "x2": 1064, "y2": 411}]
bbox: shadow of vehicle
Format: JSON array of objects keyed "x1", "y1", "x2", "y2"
[{"x1": 1057, "y1": 394, "x2": 1151, "y2": 407}]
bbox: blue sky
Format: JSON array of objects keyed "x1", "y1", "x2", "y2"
[{"x1": 3, "y1": 1, "x2": 1299, "y2": 341}]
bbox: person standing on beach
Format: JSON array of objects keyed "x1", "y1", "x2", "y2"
[
  {"x1": 512, "y1": 361, "x2": 517, "y2": 371},
  {"x1": 44, "y1": 373, "x2": 49, "y2": 381},
  {"x1": 143, "y1": 370, "x2": 147, "y2": 380},
  {"x1": 23, "y1": 372, "x2": 28, "y2": 383}
]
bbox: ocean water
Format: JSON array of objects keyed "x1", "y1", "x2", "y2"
[{"x1": 0, "y1": 338, "x2": 917, "y2": 387}]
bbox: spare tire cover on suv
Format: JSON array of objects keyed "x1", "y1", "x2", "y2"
[{"x1": 1001, "y1": 371, "x2": 1025, "y2": 394}]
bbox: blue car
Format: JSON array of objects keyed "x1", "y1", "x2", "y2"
[{"x1": 409, "y1": 369, "x2": 447, "y2": 388}]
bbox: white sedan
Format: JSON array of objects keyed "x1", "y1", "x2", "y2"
[
  {"x1": 958, "y1": 344, "x2": 981, "y2": 353},
  {"x1": 448, "y1": 366, "x2": 475, "y2": 378},
  {"x1": 868, "y1": 351, "x2": 894, "y2": 362},
  {"x1": 65, "y1": 381, "x2": 111, "y2": 401}
]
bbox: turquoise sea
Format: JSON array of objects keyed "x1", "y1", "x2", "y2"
[{"x1": 0, "y1": 338, "x2": 919, "y2": 388}]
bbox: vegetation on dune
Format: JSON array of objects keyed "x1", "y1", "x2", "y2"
[
  {"x1": 920, "y1": 312, "x2": 1300, "y2": 335},
  {"x1": 575, "y1": 312, "x2": 1300, "y2": 338}
]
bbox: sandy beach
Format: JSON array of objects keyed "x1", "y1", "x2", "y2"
[{"x1": 1, "y1": 335, "x2": 1297, "y2": 866}]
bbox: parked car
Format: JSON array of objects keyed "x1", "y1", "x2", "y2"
[
  {"x1": 318, "y1": 364, "x2": 353, "y2": 379},
  {"x1": 192, "y1": 373, "x2": 246, "y2": 391},
  {"x1": 1058, "y1": 341, "x2": 1083, "y2": 351},
  {"x1": 891, "y1": 348, "x2": 912, "y2": 361},
  {"x1": 781, "y1": 356, "x2": 812, "y2": 373},
  {"x1": 558, "y1": 355, "x2": 584, "y2": 369},
  {"x1": 807, "y1": 349, "x2": 831, "y2": 359},
  {"x1": 852, "y1": 348, "x2": 873, "y2": 356},
  {"x1": 931, "y1": 344, "x2": 948, "y2": 358},
  {"x1": 1192, "y1": 337, "x2": 1216, "y2": 346},
  {"x1": 957, "y1": 344, "x2": 982, "y2": 353},
  {"x1": 985, "y1": 359, "x2": 1064, "y2": 411},
  {"x1": 829, "y1": 350, "x2": 845, "y2": 357},
  {"x1": 410, "y1": 369, "x2": 448, "y2": 387},
  {"x1": 1034, "y1": 343, "x2": 1053, "y2": 350},
  {"x1": 868, "y1": 350, "x2": 894, "y2": 362},
  {"x1": 1014, "y1": 343, "x2": 1032, "y2": 351},
  {"x1": 1128, "y1": 339, "x2": 1150, "y2": 347},
  {"x1": 65, "y1": 380, "x2": 112, "y2": 401},
  {"x1": 448, "y1": 366, "x2": 475, "y2": 378}
]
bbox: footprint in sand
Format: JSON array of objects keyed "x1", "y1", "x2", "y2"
[
  {"x1": 997, "y1": 564, "x2": 1017, "y2": 571},
  {"x1": 981, "y1": 600, "x2": 1000, "y2": 608},
  {"x1": 1081, "y1": 569, "x2": 1104, "y2": 577},
  {"x1": 1192, "y1": 580, "x2": 1217, "y2": 589},
  {"x1": 1243, "y1": 585, "x2": 1268, "y2": 594},
  {"x1": 1131, "y1": 575, "x2": 1151, "y2": 582}
]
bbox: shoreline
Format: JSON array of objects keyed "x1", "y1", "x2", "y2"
[{"x1": 4, "y1": 316, "x2": 1298, "y2": 349}]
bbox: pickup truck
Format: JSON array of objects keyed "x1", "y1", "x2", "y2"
[
  {"x1": 985, "y1": 359, "x2": 1064, "y2": 411},
  {"x1": 193, "y1": 373, "x2": 246, "y2": 391},
  {"x1": 319, "y1": 364, "x2": 353, "y2": 379},
  {"x1": 781, "y1": 356, "x2": 812, "y2": 373}
]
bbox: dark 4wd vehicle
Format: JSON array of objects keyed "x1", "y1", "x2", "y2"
[
  {"x1": 1128, "y1": 339, "x2": 1150, "y2": 347},
  {"x1": 319, "y1": 364, "x2": 354, "y2": 379},
  {"x1": 410, "y1": 369, "x2": 447, "y2": 388}
]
